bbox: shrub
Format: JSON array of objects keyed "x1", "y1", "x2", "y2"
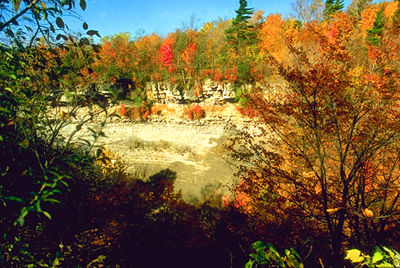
[
  {"x1": 345, "y1": 247, "x2": 400, "y2": 267},
  {"x1": 246, "y1": 241, "x2": 304, "y2": 268},
  {"x1": 185, "y1": 104, "x2": 205, "y2": 120},
  {"x1": 118, "y1": 101, "x2": 152, "y2": 120}
]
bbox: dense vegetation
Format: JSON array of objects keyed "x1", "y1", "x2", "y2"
[{"x1": 1, "y1": 0, "x2": 400, "y2": 267}]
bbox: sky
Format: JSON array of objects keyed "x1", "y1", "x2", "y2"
[{"x1": 65, "y1": 0, "x2": 356, "y2": 39}]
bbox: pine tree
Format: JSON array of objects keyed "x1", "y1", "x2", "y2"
[
  {"x1": 366, "y1": 6, "x2": 386, "y2": 46},
  {"x1": 225, "y1": 0, "x2": 256, "y2": 49},
  {"x1": 324, "y1": 0, "x2": 344, "y2": 19}
]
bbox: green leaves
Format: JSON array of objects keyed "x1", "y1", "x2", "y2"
[
  {"x1": 366, "y1": 6, "x2": 386, "y2": 46},
  {"x1": 345, "y1": 247, "x2": 400, "y2": 267},
  {"x1": 247, "y1": 241, "x2": 304, "y2": 268},
  {"x1": 372, "y1": 250, "x2": 384, "y2": 264}
]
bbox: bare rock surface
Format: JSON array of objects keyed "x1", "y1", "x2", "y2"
[
  {"x1": 100, "y1": 120, "x2": 237, "y2": 202},
  {"x1": 60, "y1": 103, "x2": 253, "y2": 203}
]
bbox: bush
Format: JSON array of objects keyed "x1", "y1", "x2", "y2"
[
  {"x1": 345, "y1": 247, "x2": 400, "y2": 267},
  {"x1": 246, "y1": 241, "x2": 304, "y2": 268},
  {"x1": 118, "y1": 101, "x2": 152, "y2": 120},
  {"x1": 185, "y1": 104, "x2": 205, "y2": 120}
]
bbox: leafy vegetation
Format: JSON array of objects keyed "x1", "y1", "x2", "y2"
[
  {"x1": 1, "y1": 0, "x2": 400, "y2": 266},
  {"x1": 345, "y1": 247, "x2": 400, "y2": 267}
]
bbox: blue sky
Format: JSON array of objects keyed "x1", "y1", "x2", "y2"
[{"x1": 65, "y1": 0, "x2": 356, "y2": 39}]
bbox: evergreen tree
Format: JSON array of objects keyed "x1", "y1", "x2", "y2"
[
  {"x1": 324, "y1": 0, "x2": 344, "y2": 19},
  {"x1": 225, "y1": 0, "x2": 256, "y2": 49},
  {"x1": 366, "y1": 6, "x2": 386, "y2": 46}
]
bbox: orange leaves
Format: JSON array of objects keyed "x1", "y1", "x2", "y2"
[
  {"x1": 94, "y1": 33, "x2": 139, "y2": 82},
  {"x1": 182, "y1": 43, "x2": 197, "y2": 65},
  {"x1": 258, "y1": 14, "x2": 285, "y2": 60}
]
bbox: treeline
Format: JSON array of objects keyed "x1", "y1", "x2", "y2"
[{"x1": 53, "y1": 0, "x2": 400, "y2": 101}]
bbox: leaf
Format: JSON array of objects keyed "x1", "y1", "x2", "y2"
[
  {"x1": 376, "y1": 262, "x2": 394, "y2": 268},
  {"x1": 19, "y1": 206, "x2": 29, "y2": 218},
  {"x1": 41, "y1": 1, "x2": 46, "y2": 9},
  {"x1": 35, "y1": 200, "x2": 43, "y2": 212},
  {"x1": 6, "y1": 196, "x2": 25, "y2": 204},
  {"x1": 245, "y1": 260, "x2": 255, "y2": 268},
  {"x1": 79, "y1": 37, "x2": 90, "y2": 46},
  {"x1": 6, "y1": 29, "x2": 14, "y2": 37},
  {"x1": 83, "y1": 22, "x2": 88, "y2": 30},
  {"x1": 267, "y1": 242, "x2": 280, "y2": 258},
  {"x1": 45, "y1": 198, "x2": 61, "y2": 204},
  {"x1": 56, "y1": 17, "x2": 64, "y2": 29},
  {"x1": 326, "y1": 208, "x2": 340, "y2": 214},
  {"x1": 42, "y1": 211, "x2": 52, "y2": 220},
  {"x1": 290, "y1": 248, "x2": 301, "y2": 259},
  {"x1": 80, "y1": 0, "x2": 86, "y2": 11},
  {"x1": 362, "y1": 208, "x2": 374, "y2": 218},
  {"x1": 345, "y1": 249, "x2": 364, "y2": 263},
  {"x1": 383, "y1": 247, "x2": 396, "y2": 260},
  {"x1": 372, "y1": 251, "x2": 384, "y2": 264},
  {"x1": 87, "y1": 30, "x2": 100, "y2": 37},
  {"x1": 13, "y1": 0, "x2": 21, "y2": 11},
  {"x1": 252, "y1": 241, "x2": 266, "y2": 251},
  {"x1": 19, "y1": 138, "x2": 29, "y2": 149}
]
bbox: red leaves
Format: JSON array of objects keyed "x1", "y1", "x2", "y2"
[
  {"x1": 159, "y1": 37, "x2": 175, "y2": 72},
  {"x1": 185, "y1": 104, "x2": 205, "y2": 120}
]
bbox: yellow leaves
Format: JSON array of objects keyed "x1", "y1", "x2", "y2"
[
  {"x1": 326, "y1": 208, "x2": 340, "y2": 214},
  {"x1": 59, "y1": 110, "x2": 68, "y2": 119},
  {"x1": 19, "y1": 139, "x2": 29, "y2": 149},
  {"x1": 345, "y1": 249, "x2": 365, "y2": 263},
  {"x1": 362, "y1": 208, "x2": 374, "y2": 218}
]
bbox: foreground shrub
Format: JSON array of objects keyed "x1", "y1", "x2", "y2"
[
  {"x1": 345, "y1": 247, "x2": 400, "y2": 267},
  {"x1": 246, "y1": 241, "x2": 304, "y2": 268}
]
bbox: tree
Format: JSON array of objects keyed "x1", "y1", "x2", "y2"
[
  {"x1": 0, "y1": 0, "x2": 99, "y2": 46},
  {"x1": 324, "y1": 0, "x2": 345, "y2": 19},
  {"x1": 366, "y1": 6, "x2": 386, "y2": 46},
  {"x1": 224, "y1": 0, "x2": 259, "y2": 86},
  {"x1": 290, "y1": 0, "x2": 324, "y2": 22},
  {"x1": 228, "y1": 10, "x2": 400, "y2": 263},
  {"x1": 225, "y1": 0, "x2": 256, "y2": 50},
  {"x1": 0, "y1": 3, "x2": 114, "y2": 266},
  {"x1": 347, "y1": 0, "x2": 372, "y2": 20},
  {"x1": 94, "y1": 32, "x2": 139, "y2": 98}
]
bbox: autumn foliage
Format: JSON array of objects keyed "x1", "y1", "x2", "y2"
[
  {"x1": 19, "y1": 0, "x2": 400, "y2": 265},
  {"x1": 227, "y1": 1, "x2": 400, "y2": 264}
]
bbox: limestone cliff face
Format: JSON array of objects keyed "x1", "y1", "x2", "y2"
[{"x1": 146, "y1": 79, "x2": 241, "y2": 104}]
